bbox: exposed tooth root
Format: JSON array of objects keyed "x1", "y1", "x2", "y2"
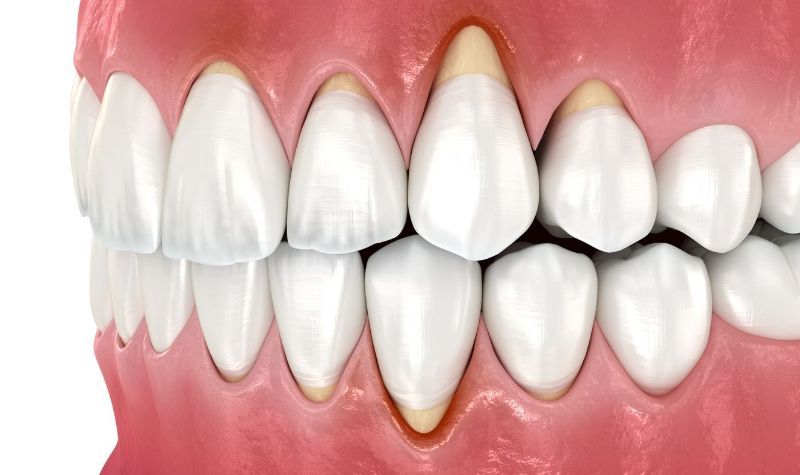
[
  {"x1": 550, "y1": 79, "x2": 623, "y2": 124},
  {"x1": 761, "y1": 142, "x2": 800, "y2": 234},
  {"x1": 69, "y1": 77, "x2": 100, "y2": 216},
  {"x1": 107, "y1": 249, "x2": 144, "y2": 344},
  {"x1": 433, "y1": 26, "x2": 510, "y2": 88},
  {"x1": 315, "y1": 73, "x2": 372, "y2": 100},
  {"x1": 138, "y1": 250, "x2": 194, "y2": 353},
  {"x1": 89, "y1": 238, "x2": 113, "y2": 331}
]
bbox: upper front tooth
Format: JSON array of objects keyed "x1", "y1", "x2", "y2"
[
  {"x1": 137, "y1": 250, "x2": 194, "y2": 353},
  {"x1": 162, "y1": 64, "x2": 289, "y2": 266},
  {"x1": 87, "y1": 73, "x2": 171, "y2": 254},
  {"x1": 761, "y1": 142, "x2": 800, "y2": 234},
  {"x1": 537, "y1": 80, "x2": 657, "y2": 252},
  {"x1": 107, "y1": 249, "x2": 144, "y2": 343},
  {"x1": 89, "y1": 238, "x2": 113, "y2": 331},
  {"x1": 69, "y1": 78, "x2": 100, "y2": 216},
  {"x1": 595, "y1": 244, "x2": 711, "y2": 395},
  {"x1": 365, "y1": 235, "x2": 481, "y2": 433},
  {"x1": 655, "y1": 124, "x2": 762, "y2": 253},
  {"x1": 268, "y1": 243, "x2": 366, "y2": 401},
  {"x1": 483, "y1": 243, "x2": 597, "y2": 399},
  {"x1": 287, "y1": 74, "x2": 407, "y2": 254}
]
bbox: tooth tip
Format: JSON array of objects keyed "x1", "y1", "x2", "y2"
[{"x1": 397, "y1": 400, "x2": 451, "y2": 434}]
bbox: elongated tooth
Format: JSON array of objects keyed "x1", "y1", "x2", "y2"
[
  {"x1": 655, "y1": 125, "x2": 761, "y2": 253},
  {"x1": 107, "y1": 249, "x2": 144, "y2": 343},
  {"x1": 702, "y1": 235, "x2": 800, "y2": 339},
  {"x1": 89, "y1": 239, "x2": 113, "y2": 331},
  {"x1": 287, "y1": 74, "x2": 406, "y2": 254},
  {"x1": 162, "y1": 64, "x2": 289, "y2": 266},
  {"x1": 366, "y1": 235, "x2": 481, "y2": 433},
  {"x1": 268, "y1": 243, "x2": 366, "y2": 401},
  {"x1": 408, "y1": 26, "x2": 538, "y2": 261},
  {"x1": 138, "y1": 250, "x2": 194, "y2": 353},
  {"x1": 69, "y1": 78, "x2": 100, "y2": 216},
  {"x1": 595, "y1": 244, "x2": 711, "y2": 395},
  {"x1": 483, "y1": 244, "x2": 596, "y2": 399},
  {"x1": 87, "y1": 73, "x2": 171, "y2": 253},
  {"x1": 538, "y1": 80, "x2": 657, "y2": 252},
  {"x1": 192, "y1": 259, "x2": 273, "y2": 381},
  {"x1": 761, "y1": 143, "x2": 800, "y2": 234}
]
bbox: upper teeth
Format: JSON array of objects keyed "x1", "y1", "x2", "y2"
[
  {"x1": 69, "y1": 78, "x2": 100, "y2": 217},
  {"x1": 760, "y1": 143, "x2": 800, "y2": 234}
]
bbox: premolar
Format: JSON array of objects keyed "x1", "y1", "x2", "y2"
[
  {"x1": 761, "y1": 142, "x2": 800, "y2": 234},
  {"x1": 69, "y1": 77, "x2": 100, "y2": 217}
]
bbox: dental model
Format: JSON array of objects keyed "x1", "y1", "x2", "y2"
[{"x1": 69, "y1": 0, "x2": 800, "y2": 472}]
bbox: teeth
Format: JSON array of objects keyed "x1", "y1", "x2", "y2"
[
  {"x1": 761, "y1": 143, "x2": 800, "y2": 234},
  {"x1": 162, "y1": 66, "x2": 289, "y2": 266},
  {"x1": 655, "y1": 124, "x2": 761, "y2": 253},
  {"x1": 192, "y1": 259, "x2": 273, "y2": 381},
  {"x1": 268, "y1": 243, "x2": 366, "y2": 401},
  {"x1": 751, "y1": 219, "x2": 787, "y2": 242},
  {"x1": 702, "y1": 235, "x2": 800, "y2": 340},
  {"x1": 138, "y1": 250, "x2": 194, "y2": 353},
  {"x1": 107, "y1": 249, "x2": 144, "y2": 343},
  {"x1": 483, "y1": 244, "x2": 596, "y2": 399},
  {"x1": 287, "y1": 74, "x2": 407, "y2": 254},
  {"x1": 89, "y1": 239, "x2": 113, "y2": 331},
  {"x1": 365, "y1": 235, "x2": 481, "y2": 432},
  {"x1": 595, "y1": 244, "x2": 711, "y2": 395},
  {"x1": 87, "y1": 73, "x2": 171, "y2": 254},
  {"x1": 69, "y1": 78, "x2": 100, "y2": 216}
]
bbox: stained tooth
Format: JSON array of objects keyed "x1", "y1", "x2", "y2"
[
  {"x1": 655, "y1": 124, "x2": 762, "y2": 253},
  {"x1": 138, "y1": 250, "x2": 194, "y2": 353},
  {"x1": 365, "y1": 235, "x2": 481, "y2": 433},
  {"x1": 89, "y1": 239, "x2": 113, "y2": 331},
  {"x1": 70, "y1": 78, "x2": 100, "y2": 216},
  {"x1": 268, "y1": 243, "x2": 366, "y2": 401},
  {"x1": 408, "y1": 26, "x2": 539, "y2": 261},
  {"x1": 483, "y1": 244, "x2": 596, "y2": 399},
  {"x1": 162, "y1": 63, "x2": 289, "y2": 266},
  {"x1": 87, "y1": 73, "x2": 171, "y2": 253},
  {"x1": 107, "y1": 249, "x2": 144, "y2": 343},
  {"x1": 537, "y1": 80, "x2": 657, "y2": 252},
  {"x1": 761, "y1": 143, "x2": 800, "y2": 234},
  {"x1": 287, "y1": 73, "x2": 406, "y2": 254},
  {"x1": 595, "y1": 244, "x2": 711, "y2": 395},
  {"x1": 192, "y1": 259, "x2": 273, "y2": 382}
]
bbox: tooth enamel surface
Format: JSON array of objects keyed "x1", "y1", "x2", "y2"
[
  {"x1": 192, "y1": 259, "x2": 273, "y2": 381},
  {"x1": 483, "y1": 244, "x2": 597, "y2": 399},
  {"x1": 89, "y1": 239, "x2": 113, "y2": 331},
  {"x1": 366, "y1": 235, "x2": 481, "y2": 431},
  {"x1": 268, "y1": 243, "x2": 366, "y2": 399},
  {"x1": 655, "y1": 124, "x2": 762, "y2": 253},
  {"x1": 703, "y1": 235, "x2": 800, "y2": 340},
  {"x1": 69, "y1": 78, "x2": 100, "y2": 216},
  {"x1": 761, "y1": 143, "x2": 800, "y2": 234},
  {"x1": 137, "y1": 250, "x2": 194, "y2": 353},
  {"x1": 87, "y1": 73, "x2": 171, "y2": 254},
  {"x1": 162, "y1": 70, "x2": 289, "y2": 266},
  {"x1": 107, "y1": 249, "x2": 145, "y2": 343},
  {"x1": 595, "y1": 244, "x2": 711, "y2": 395}
]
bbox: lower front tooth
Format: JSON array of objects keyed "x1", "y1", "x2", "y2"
[
  {"x1": 89, "y1": 239, "x2": 113, "y2": 331},
  {"x1": 138, "y1": 250, "x2": 194, "y2": 353},
  {"x1": 107, "y1": 249, "x2": 144, "y2": 343}
]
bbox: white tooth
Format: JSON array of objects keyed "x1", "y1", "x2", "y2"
[
  {"x1": 483, "y1": 244, "x2": 596, "y2": 399},
  {"x1": 162, "y1": 73, "x2": 289, "y2": 266},
  {"x1": 761, "y1": 143, "x2": 800, "y2": 234},
  {"x1": 268, "y1": 243, "x2": 366, "y2": 397},
  {"x1": 107, "y1": 249, "x2": 144, "y2": 343},
  {"x1": 595, "y1": 244, "x2": 711, "y2": 395},
  {"x1": 192, "y1": 259, "x2": 273, "y2": 381},
  {"x1": 408, "y1": 74, "x2": 539, "y2": 261},
  {"x1": 702, "y1": 235, "x2": 800, "y2": 340},
  {"x1": 89, "y1": 238, "x2": 113, "y2": 331},
  {"x1": 287, "y1": 91, "x2": 407, "y2": 254},
  {"x1": 87, "y1": 73, "x2": 170, "y2": 253},
  {"x1": 138, "y1": 250, "x2": 194, "y2": 353},
  {"x1": 537, "y1": 105, "x2": 657, "y2": 252},
  {"x1": 69, "y1": 78, "x2": 101, "y2": 216},
  {"x1": 655, "y1": 124, "x2": 762, "y2": 253}
]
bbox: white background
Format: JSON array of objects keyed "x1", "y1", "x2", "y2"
[{"x1": 0, "y1": 1, "x2": 117, "y2": 473}]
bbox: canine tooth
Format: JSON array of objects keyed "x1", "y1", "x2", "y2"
[
  {"x1": 89, "y1": 239, "x2": 113, "y2": 331},
  {"x1": 483, "y1": 244, "x2": 596, "y2": 399},
  {"x1": 107, "y1": 249, "x2": 144, "y2": 343},
  {"x1": 365, "y1": 235, "x2": 481, "y2": 432},
  {"x1": 87, "y1": 73, "x2": 171, "y2": 253},
  {"x1": 761, "y1": 143, "x2": 800, "y2": 234},
  {"x1": 537, "y1": 80, "x2": 657, "y2": 252},
  {"x1": 192, "y1": 259, "x2": 273, "y2": 382},
  {"x1": 408, "y1": 27, "x2": 538, "y2": 261},
  {"x1": 595, "y1": 244, "x2": 711, "y2": 395},
  {"x1": 268, "y1": 243, "x2": 366, "y2": 401},
  {"x1": 138, "y1": 250, "x2": 194, "y2": 353},
  {"x1": 163, "y1": 64, "x2": 289, "y2": 266},
  {"x1": 655, "y1": 125, "x2": 761, "y2": 253},
  {"x1": 69, "y1": 78, "x2": 100, "y2": 216}
]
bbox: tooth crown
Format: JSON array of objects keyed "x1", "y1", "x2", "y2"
[
  {"x1": 107, "y1": 249, "x2": 145, "y2": 343},
  {"x1": 89, "y1": 239, "x2": 113, "y2": 331},
  {"x1": 761, "y1": 143, "x2": 800, "y2": 234},
  {"x1": 69, "y1": 78, "x2": 100, "y2": 217},
  {"x1": 138, "y1": 250, "x2": 194, "y2": 353}
]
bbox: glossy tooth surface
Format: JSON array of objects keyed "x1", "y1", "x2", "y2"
[
  {"x1": 655, "y1": 124, "x2": 761, "y2": 253},
  {"x1": 192, "y1": 260, "x2": 273, "y2": 381},
  {"x1": 162, "y1": 73, "x2": 289, "y2": 266},
  {"x1": 761, "y1": 143, "x2": 800, "y2": 234},
  {"x1": 595, "y1": 244, "x2": 711, "y2": 395},
  {"x1": 408, "y1": 74, "x2": 539, "y2": 261},
  {"x1": 483, "y1": 244, "x2": 597, "y2": 399},
  {"x1": 268, "y1": 244, "x2": 366, "y2": 398},
  {"x1": 703, "y1": 235, "x2": 800, "y2": 340},
  {"x1": 288, "y1": 90, "x2": 406, "y2": 254},
  {"x1": 87, "y1": 73, "x2": 171, "y2": 253},
  {"x1": 69, "y1": 78, "x2": 100, "y2": 216},
  {"x1": 138, "y1": 250, "x2": 194, "y2": 353},
  {"x1": 538, "y1": 105, "x2": 657, "y2": 252},
  {"x1": 108, "y1": 250, "x2": 144, "y2": 343},
  {"x1": 89, "y1": 239, "x2": 113, "y2": 331}
]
